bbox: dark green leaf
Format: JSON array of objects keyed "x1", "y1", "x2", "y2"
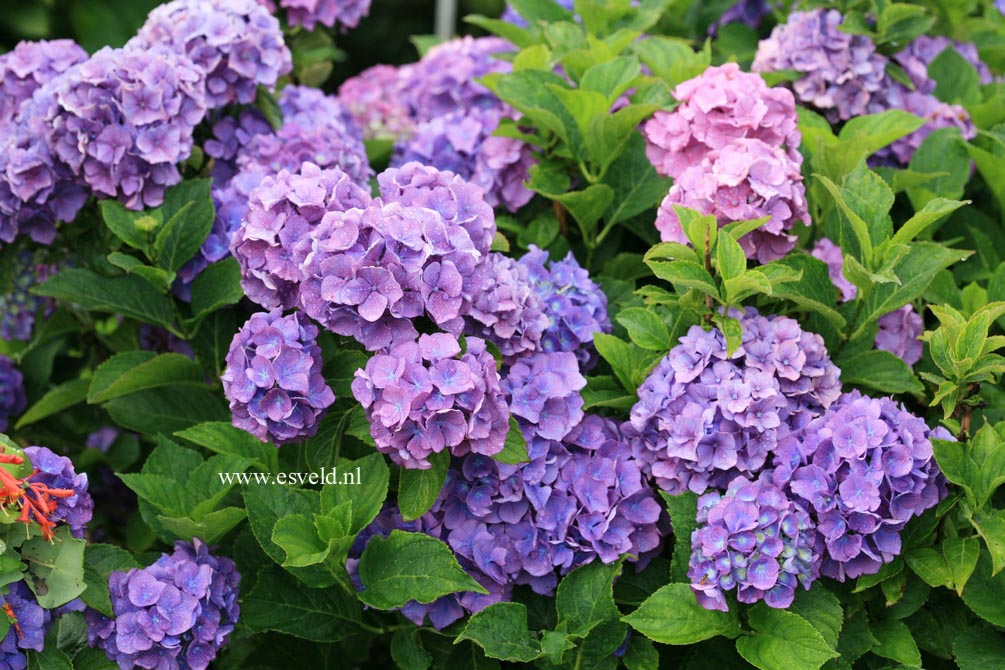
[
  {"x1": 399, "y1": 450, "x2": 449, "y2": 521},
  {"x1": 15, "y1": 378, "x2": 89, "y2": 429},
  {"x1": 36, "y1": 268, "x2": 176, "y2": 329},
  {"x1": 88, "y1": 352, "x2": 204, "y2": 404},
  {"x1": 242, "y1": 568, "x2": 361, "y2": 642},
  {"x1": 556, "y1": 560, "x2": 622, "y2": 637},
  {"x1": 190, "y1": 258, "x2": 244, "y2": 320},
  {"x1": 455, "y1": 602, "x2": 542, "y2": 662}
]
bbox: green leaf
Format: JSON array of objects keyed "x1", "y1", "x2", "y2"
[
  {"x1": 963, "y1": 551, "x2": 1005, "y2": 626},
  {"x1": 399, "y1": 450, "x2": 449, "y2": 522},
  {"x1": 455, "y1": 602, "x2": 542, "y2": 662},
  {"x1": 929, "y1": 45, "x2": 982, "y2": 105},
  {"x1": 556, "y1": 560, "x2": 622, "y2": 637},
  {"x1": 390, "y1": 629, "x2": 433, "y2": 670},
  {"x1": 35, "y1": 268, "x2": 176, "y2": 329},
  {"x1": 581, "y1": 56, "x2": 640, "y2": 104},
  {"x1": 735, "y1": 604, "x2": 838, "y2": 670},
  {"x1": 622, "y1": 635, "x2": 659, "y2": 670},
  {"x1": 943, "y1": 536, "x2": 980, "y2": 596},
  {"x1": 15, "y1": 378, "x2": 89, "y2": 429},
  {"x1": 105, "y1": 386, "x2": 227, "y2": 435},
  {"x1": 617, "y1": 308, "x2": 671, "y2": 352},
  {"x1": 157, "y1": 507, "x2": 247, "y2": 544},
  {"x1": 495, "y1": 416, "x2": 530, "y2": 465},
  {"x1": 174, "y1": 421, "x2": 278, "y2": 474},
  {"x1": 716, "y1": 232, "x2": 747, "y2": 281},
  {"x1": 891, "y1": 197, "x2": 968, "y2": 246},
  {"x1": 648, "y1": 260, "x2": 718, "y2": 296},
  {"x1": 953, "y1": 627, "x2": 1005, "y2": 670},
  {"x1": 788, "y1": 586, "x2": 843, "y2": 650},
  {"x1": 972, "y1": 509, "x2": 1005, "y2": 576},
  {"x1": 321, "y1": 452, "x2": 389, "y2": 534},
  {"x1": 602, "y1": 133, "x2": 672, "y2": 226},
  {"x1": 153, "y1": 179, "x2": 214, "y2": 272},
  {"x1": 553, "y1": 184, "x2": 615, "y2": 239},
  {"x1": 834, "y1": 350, "x2": 923, "y2": 395},
  {"x1": 905, "y1": 548, "x2": 952, "y2": 589},
  {"x1": 272, "y1": 513, "x2": 332, "y2": 568},
  {"x1": 242, "y1": 568, "x2": 361, "y2": 642},
  {"x1": 190, "y1": 258, "x2": 244, "y2": 320},
  {"x1": 816, "y1": 174, "x2": 873, "y2": 266},
  {"x1": 357, "y1": 531, "x2": 488, "y2": 609},
  {"x1": 22, "y1": 527, "x2": 87, "y2": 608},
  {"x1": 932, "y1": 423, "x2": 1005, "y2": 508},
  {"x1": 622, "y1": 583, "x2": 740, "y2": 645},
  {"x1": 833, "y1": 111, "x2": 926, "y2": 172},
  {"x1": 27, "y1": 647, "x2": 73, "y2": 670},
  {"x1": 908, "y1": 127, "x2": 971, "y2": 209},
  {"x1": 661, "y1": 491, "x2": 697, "y2": 582},
  {"x1": 100, "y1": 199, "x2": 156, "y2": 254},
  {"x1": 517, "y1": 215, "x2": 559, "y2": 250},
  {"x1": 106, "y1": 253, "x2": 175, "y2": 292},
  {"x1": 870, "y1": 618, "x2": 921, "y2": 667},
  {"x1": 88, "y1": 351, "x2": 204, "y2": 404},
  {"x1": 593, "y1": 333, "x2": 638, "y2": 393},
  {"x1": 81, "y1": 544, "x2": 140, "y2": 617}
]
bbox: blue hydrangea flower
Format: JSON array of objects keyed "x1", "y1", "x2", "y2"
[
  {"x1": 0, "y1": 39, "x2": 87, "y2": 126},
  {"x1": 23, "y1": 445, "x2": 93, "y2": 538},
  {"x1": 464, "y1": 252, "x2": 549, "y2": 361},
  {"x1": 0, "y1": 251, "x2": 58, "y2": 341},
  {"x1": 502, "y1": 351, "x2": 586, "y2": 441},
  {"x1": 0, "y1": 356, "x2": 26, "y2": 433},
  {"x1": 0, "y1": 581, "x2": 50, "y2": 670},
  {"x1": 222, "y1": 310, "x2": 335, "y2": 445}
]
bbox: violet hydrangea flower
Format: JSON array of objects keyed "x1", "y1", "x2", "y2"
[
  {"x1": 351, "y1": 333, "x2": 509, "y2": 469},
  {"x1": 0, "y1": 356, "x2": 26, "y2": 433},
  {"x1": 337, "y1": 64, "x2": 415, "y2": 142},
  {"x1": 257, "y1": 0, "x2": 372, "y2": 30},
  {"x1": 86, "y1": 539, "x2": 240, "y2": 670},
  {"x1": 0, "y1": 39, "x2": 87, "y2": 126},
  {"x1": 0, "y1": 251, "x2": 58, "y2": 341},
  {"x1": 0, "y1": 581, "x2": 50, "y2": 669},
  {"x1": 23, "y1": 445, "x2": 93, "y2": 538},
  {"x1": 464, "y1": 252, "x2": 549, "y2": 360},
  {"x1": 689, "y1": 476, "x2": 818, "y2": 611},
  {"x1": 503, "y1": 351, "x2": 586, "y2": 441},
  {"x1": 655, "y1": 139, "x2": 808, "y2": 263},
  {"x1": 753, "y1": 9, "x2": 887, "y2": 123},
  {"x1": 643, "y1": 63, "x2": 801, "y2": 180},
  {"x1": 402, "y1": 37, "x2": 512, "y2": 121},
  {"x1": 129, "y1": 0, "x2": 291, "y2": 109},
  {"x1": 222, "y1": 310, "x2": 335, "y2": 446},
  {"x1": 770, "y1": 391, "x2": 948, "y2": 581},
  {"x1": 629, "y1": 308, "x2": 842, "y2": 496},
  {"x1": 86, "y1": 428, "x2": 121, "y2": 453}
]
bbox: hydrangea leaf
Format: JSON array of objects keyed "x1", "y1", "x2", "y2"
[
  {"x1": 22, "y1": 527, "x2": 87, "y2": 609},
  {"x1": 105, "y1": 386, "x2": 227, "y2": 436},
  {"x1": 963, "y1": 551, "x2": 1005, "y2": 626},
  {"x1": 622, "y1": 583, "x2": 740, "y2": 645},
  {"x1": 242, "y1": 568, "x2": 361, "y2": 642},
  {"x1": 157, "y1": 507, "x2": 248, "y2": 545},
  {"x1": 834, "y1": 350, "x2": 923, "y2": 395},
  {"x1": 399, "y1": 450, "x2": 449, "y2": 521},
  {"x1": 660, "y1": 491, "x2": 698, "y2": 583},
  {"x1": 556, "y1": 559, "x2": 622, "y2": 637},
  {"x1": 175, "y1": 421, "x2": 279, "y2": 475},
  {"x1": 735, "y1": 604, "x2": 838, "y2": 670},
  {"x1": 943, "y1": 536, "x2": 981, "y2": 596},
  {"x1": 870, "y1": 618, "x2": 921, "y2": 667},
  {"x1": 14, "y1": 378, "x2": 89, "y2": 430},
  {"x1": 322, "y1": 453, "x2": 389, "y2": 533},
  {"x1": 616, "y1": 308, "x2": 671, "y2": 352},
  {"x1": 622, "y1": 634, "x2": 659, "y2": 670},
  {"x1": 905, "y1": 547, "x2": 953, "y2": 589},
  {"x1": 953, "y1": 627, "x2": 1005, "y2": 670},
  {"x1": 455, "y1": 602, "x2": 542, "y2": 662},
  {"x1": 189, "y1": 258, "x2": 244, "y2": 322},
  {"x1": 972, "y1": 509, "x2": 1005, "y2": 576},
  {"x1": 788, "y1": 586, "x2": 843, "y2": 650},
  {"x1": 390, "y1": 629, "x2": 433, "y2": 670},
  {"x1": 88, "y1": 352, "x2": 204, "y2": 404}
]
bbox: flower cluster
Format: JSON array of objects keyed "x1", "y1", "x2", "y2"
[
  {"x1": 711, "y1": 0, "x2": 773, "y2": 33},
  {"x1": 0, "y1": 581, "x2": 50, "y2": 669},
  {"x1": 689, "y1": 477, "x2": 818, "y2": 611},
  {"x1": 629, "y1": 308, "x2": 842, "y2": 495},
  {"x1": 129, "y1": 0, "x2": 291, "y2": 109},
  {"x1": 770, "y1": 391, "x2": 948, "y2": 581},
  {"x1": 351, "y1": 333, "x2": 509, "y2": 469},
  {"x1": 0, "y1": 251, "x2": 58, "y2": 341},
  {"x1": 23, "y1": 446, "x2": 93, "y2": 538},
  {"x1": 464, "y1": 252, "x2": 548, "y2": 360},
  {"x1": 87, "y1": 539, "x2": 240, "y2": 670},
  {"x1": 402, "y1": 37, "x2": 512, "y2": 121},
  {"x1": 0, "y1": 356, "x2": 26, "y2": 433},
  {"x1": 257, "y1": 0, "x2": 372, "y2": 30},
  {"x1": 337, "y1": 64, "x2": 415, "y2": 141},
  {"x1": 503, "y1": 352, "x2": 586, "y2": 441},
  {"x1": 0, "y1": 39, "x2": 86, "y2": 126},
  {"x1": 222, "y1": 310, "x2": 335, "y2": 445},
  {"x1": 233, "y1": 162, "x2": 372, "y2": 310},
  {"x1": 299, "y1": 163, "x2": 494, "y2": 347},
  {"x1": 811, "y1": 238, "x2": 924, "y2": 365},
  {"x1": 753, "y1": 9, "x2": 887, "y2": 122}
]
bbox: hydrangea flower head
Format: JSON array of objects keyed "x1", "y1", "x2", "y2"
[
  {"x1": 258, "y1": 0, "x2": 372, "y2": 30},
  {"x1": 0, "y1": 356, "x2": 26, "y2": 433},
  {"x1": 222, "y1": 310, "x2": 334, "y2": 446},
  {"x1": 644, "y1": 63, "x2": 800, "y2": 180},
  {"x1": 810, "y1": 238, "x2": 856, "y2": 302},
  {"x1": 0, "y1": 39, "x2": 87, "y2": 126},
  {"x1": 689, "y1": 476, "x2": 818, "y2": 611},
  {"x1": 351, "y1": 334, "x2": 509, "y2": 468},
  {"x1": 655, "y1": 139, "x2": 807, "y2": 263},
  {"x1": 0, "y1": 581, "x2": 50, "y2": 668},
  {"x1": 629, "y1": 308, "x2": 842, "y2": 495},
  {"x1": 753, "y1": 9, "x2": 887, "y2": 122},
  {"x1": 24, "y1": 445, "x2": 93, "y2": 538},
  {"x1": 503, "y1": 351, "x2": 587, "y2": 441},
  {"x1": 129, "y1": 0, "x2": 291, "y2": 108},
  {"x1": 87, "y1": 539, "x2": 240, "y2": 670},
  {"x1": 770, "y1": 391, "x2": 948, "y2": 581},
  {"x1": 711, "y1": 0, "x2": 773, "y2": 33},
  {"x1": 338, "y1": 64, "x2": 415, "y2": 141},
  {"x1": 233, "y1": 162, "x2": 372, "y2": 310},
  {"x1": 0, "y1": 250, "x2": 58, "y2": 341},
  {"x1": 464, "y1": 252, "x2": 549, "y2": 360}
]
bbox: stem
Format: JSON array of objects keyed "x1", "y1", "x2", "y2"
[
  {"x1": 553, "y1": 201, "x2": 569, "y2": 238},
  {"x1": 959, "y1": 405, "x2": 972, "y2": 440}
]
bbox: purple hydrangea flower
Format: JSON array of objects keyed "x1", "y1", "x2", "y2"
[
  {"x1": 0, "y1": 251, "x2": 58, "y2": 341},
  {"x1": 891, "y1": 36, "x2": 995, "y2": 91},
  {"x1": 0, "y1": 356, "x2": 26, "y2": 433},
  {"x1": 810, "y1": 239, "x2": 923, "y2": 365},
  {"x1": 655, "y1": 139, "x2": 807, "y2": 263},
  {"x1": 629, "y1": 308, "x2": 842, "y2": 496},
  {"x1": 402, "y1": 37, "x2": 513, "y2": 121},
  {"x1": 0, "y1": 581, "x2": 51, "y2": 669},
  {"x1": 86, "y1": 539, "x2": 240, "y2": 670},
  {"x1": 503, "y1": 351, "x2": 586, "y2": 442},
  {"x1": 23, "y1": 445, "x2": 93, "y2": 538},
  {"x1": 644, "y1": 63, "x2": 801, "y2": 180},
  {"x1": 464, "y1": 252, "x2": 549, "y2": 360},
  {"x1": 222, "y1": 310, "x2": 335, "y2": 446},
  {"x1": 520, "y1": 246, "x2": 612, "y2": 368},
  {"x1": 753, "y1": 9, "x2": 887, "y2": 123},
  {"x1": 337, "y1": 64, "x2": 415, "y2": 142},
  {"x1": 0, "y1": 39, "x2": 87, "y2": 126},
  {"x1": 232, "y1": 162, "x2": 372, "y2": 310},
  {"x1": 711, "y1": 0, "x2": 773, "y2": 34},
  {"x1": 129, "y1": 0, "x2": 291, "y2": 109},
  {"x1": 203, "y1": 108, "x2": 274, "y2": 184},
  {"x1": 257, "y1": 0, "x2": 372, "y2": 30},
  {"x1": 86, "y1": 428, "x2": 121, "y2": 453},
  {"x1": 689, "y1": 476, "x2": 818, "y2": 611},
  {"x1": 770, "y1": 391, "x2": 948, "y2": 581},
  {"x1": 392, "y1": 107, "x2": 535, "y2": 213},
  {"x1": 351, "y1": 333, "x2": 509, "y2": 468}
]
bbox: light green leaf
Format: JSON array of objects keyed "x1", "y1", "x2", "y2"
[
  {"x1": 455, "y1": 602, "x2": 542, "y2": 662},
  {"x1": 622, "y1": 583, "x2": 740, "y2": 645},
  {"x1": 15, "y1": 378, "x2": 89, "y2": 429},
  {"x1": 556, "y1": 560, "x2": 622, "y2": 637},
  {"x1": 399, "y1": 450, "x2": 449, "y2": 521},
  {"x1": 88, "y1": 352, "x2": 204, "y2": 404}
]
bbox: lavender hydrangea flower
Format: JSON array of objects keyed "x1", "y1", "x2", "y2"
[
  {"x1": 0, "y1": 251, "x2": 58, "y2": 341},
  {"x1": 891, "y1": 36, "x2": 995, "y2": 91},
  {"x1": 86, "y1": 428, "x2": 121, "y2": 453},
  {"x1": 464, "y1": 252, "x2": 548, "y2": 360},
  {"x1": 810, "y1": 239, "x2": 924, "y2": 365},
  {"x1": 711, "y1": 0, "x2": 773, "y2": 34},
  {"x1": 770, "y1": 391, "x2": 948, "y2": 581},
  {"x1": 402, "y1": 37, "x2": 512, "y2": 121},
  {"x1": 689, "y1": 476, "x2": 818, "y2": 611},
  {"x1": 337, "y1": 64, "x2": 415, "y2": 141},
  {"x1": 392, "y1": 108, "x2": 535, "y2": 213},
  {"x1": 0, "y1": 39, "x2": 87, "y2": 126},
  {"x1": 86, "y1": 539, "x2": 240, "y2": 670},
  {"x1": 644, "y1": 63, "x2": 801, "y2": 180},
  {"x1": 232, "y1": 162, "x2": 372, "y2": 310},
  {"x1": 203, "y1": 109, "x2": 273, "y2": 183},
  {"x1": 129, "y1": 0, "x2": 291, "y2": 109},
  {"x1": 222, "y1": 310, "x2": 335, "y2": 446},
  {"x1": 258, "y1": 0, "x2": 372, "y2": 30},
  {"x1": 655, "y1": 139, "x2": 808, "y2": 263},
  {"x1": 629, "y1": 308, "x2": 842, "y2": 496},
  {"x1": 23, "y1": 445, "x2": 93, "y2": 538},
  {"x1": 0, "y1": 356, "x2": 26, "y2": 433},
  {"x1": 520, "y1": 246, "x2": 612, "y2": 367},
  {"x1": 0, "y1": 581, "x2": 50, "y2": 669},
  {"x1": 753, "y1": 9, "x2": 887, "y2": 123},
  {"x1": 351, "y1": 333, "x2": 509, "y2": 468},
  {"x1": 503, "y1": 351, "x2": 586, "y2": 441}
]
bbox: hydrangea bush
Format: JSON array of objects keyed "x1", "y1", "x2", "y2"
[{"x1": 1, "y1": 0, "x2": 1005, "y2": 669}]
